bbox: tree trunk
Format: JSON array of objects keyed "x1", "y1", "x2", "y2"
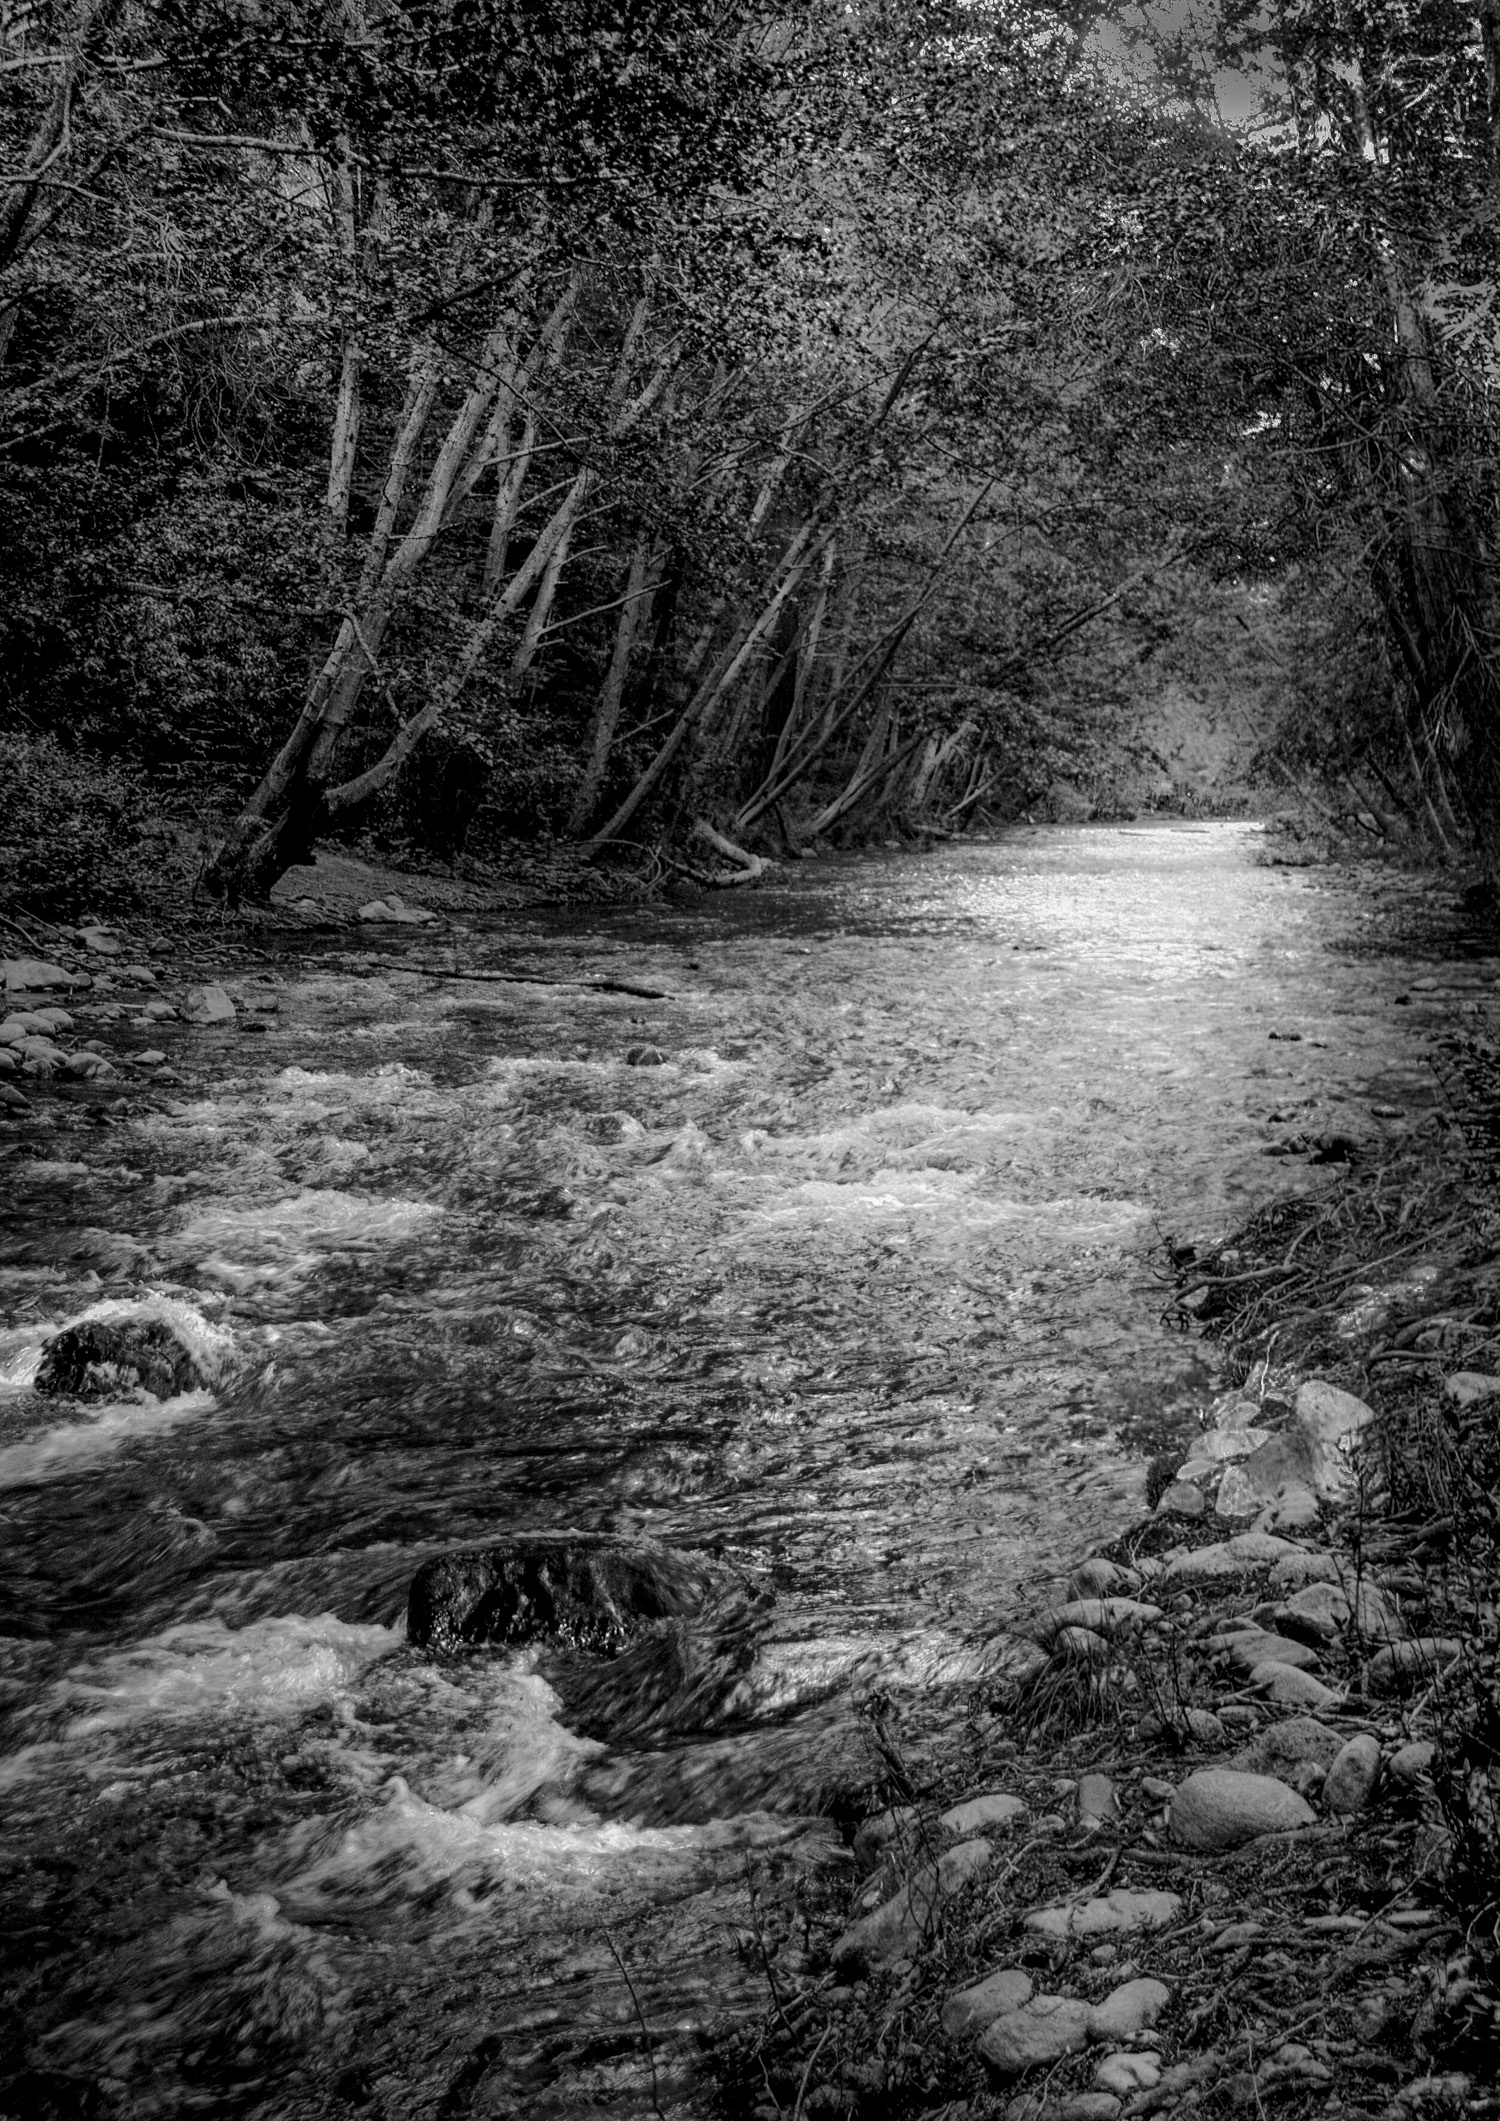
[
  {"x1": 567, "y1": 542, "x2": 654, "y2": 834},
  {"x1": 585, "y1": 518, "x2": 831, "y2": 851}
]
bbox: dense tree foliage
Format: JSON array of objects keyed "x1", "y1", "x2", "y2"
[{"x1": 6, "y1": 0, "x2": 1500, "y2": 905}]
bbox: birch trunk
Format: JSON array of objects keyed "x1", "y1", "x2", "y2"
[
  {"x1": 567, "y1": 543, "x2": 654, "y2": 834},
  {"x1": 584, "y1": 519, "x2": 831, "y2": 851}
]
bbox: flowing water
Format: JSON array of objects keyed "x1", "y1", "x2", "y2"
[{"x1": 0, "y1": 822, "x2": 1485, "y2": 2119}]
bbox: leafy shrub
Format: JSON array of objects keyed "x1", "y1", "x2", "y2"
[{"x1": 0, "y1": 733, "x2": 156, "y2": 916}]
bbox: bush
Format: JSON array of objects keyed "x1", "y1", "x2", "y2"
[{"x1": 0, "y1": 733, "x2": 157, "y2": 916}]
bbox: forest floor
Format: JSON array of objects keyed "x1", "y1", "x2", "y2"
[{"x1": 712, "y1": 1023, "x2": 1500, "y2": 2121}]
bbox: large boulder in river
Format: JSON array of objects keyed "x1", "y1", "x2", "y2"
[
  {"x1": 406, "y1": 1535, "x2": 729, "y2": 1656},
  {"x1": 34, "y1": 1296, "x2": 235, "y2": 1401}
]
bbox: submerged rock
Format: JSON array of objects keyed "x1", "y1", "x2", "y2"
[{"x1": 406, "y1": 1534, "x2": 728, "y2": 1655}]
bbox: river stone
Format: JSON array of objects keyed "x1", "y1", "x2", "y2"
[
  {"x1": 407, "y1": 1534, "x2": 728, "y2": 1654},
  {"x1": 1169, "y1": 1769, "x2": 1317, "y2": 1849},
  {"x1": 1215, "y1": 1433, "x2": 1319, "y2": 1519},
  {"x1": 1095, "y1": 2050, "x2": 1162, "y2": 2096},
  {"x1": 1390, "y1": 1741, "x2": 1436, "y2": 1784},
  {"x1": 832, "y1": 1838, "x2": 992, "y2": 1976},
  {"x1": 1368, "y1": 1639, "x2": 1463, "y2": 1695},
  {"x1": 36, "y1": 1315, "x2": 203, "y2": 1400},
  {"x1": 357, "y1": 894, "x2": 435, "y2": 925},
  {"x1": 1269, "y1": 1549, "x2": 1341, "y2": 1590},
  {"x1": 1009, "y1": 2098, "x2": 1121, "y2": 2121},
  {"x1": 1258, "y1": 1481, "x2": 1322, "y2": 1531},
  {"x1": 978, "y1": 1994, "x2": 1094, "y2": 2076},
  {"x1": 183, "y1": 983, "x2": 236, "y2": 1025},
  {"x1": 1088, "y1": 1977, "x2": 1171, "y2": 2042},
  {"x1": 1068, "y1": 1558, "x2": 1140, "y2": 1598},
  {"x1": 941, "y1": 1791, "x2": 1028, "y2": 1837},
  {"x1": 1323, "y1": 1733, "x2": 1381, "y2": 1813},
  {"x1": 1077, "y1": 1772, "x2": 1119, "y2": 1826},
  {"x1": 1162, "y1": 1532, "x2": 1299, "y2": 1583},
  {"x1": 1445, "y1": 1372, "x2": 1500, "y2": 1406},
  {"x1": 1249, "y1": 1662, "x2": 1342, "y2": 1708},
  {"x1": 1037, "y1": 1597, "x2": 1162, "y2": 1643},
  {"x1": 3, "y1": 958, "x2": 80, "y2": 994},
  {"x1": 1295, "y1": 1378, "x2": 1375, "y2": 1451},
  {"x1": 1229, "y1": 1716, "x2": 1346, "y2": 1778},
  {"x1": 1156, "y1": 1480, "x2": 1206, "y2": 1519},
  {"x1": 1274, "y1": 1578, "x2": 1403, "y2": 1645},
  {"x1": 1052, "y1": 1625, "x2": 1111, "y2": 1665},
  {"x1": 1196, "y1": 1427, "x2": 1273, "y2": 1463},
  {"x1": 1264, "y1": 1582, "x2": 1346, "y2": 1641},
  {"x1": 1215, "y1": 1627, "x2": 1321, "y2": 1672},
  {"x1": 942, "y1": 1967, "x2": 1033, "y2": 2040},
  {"x1": 854, "y1": 1804, "x2": 921, "y2": 1872},
  {"x1": 1024, "y1": 1889, "x2": 1181, "y2": 1942}
]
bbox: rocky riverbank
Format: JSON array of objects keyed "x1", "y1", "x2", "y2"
[{"x1": 716, "y1": 1122, "x2": 1500, "y2": 2119}]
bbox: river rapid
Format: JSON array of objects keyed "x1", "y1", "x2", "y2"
[{"x1": 0, "y1": 822, "x2": 1484, "y2": 2119}]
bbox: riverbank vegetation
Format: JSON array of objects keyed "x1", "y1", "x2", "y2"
[{"x1": 5, "y1": 0, "x2": 1500, "y2": 908}]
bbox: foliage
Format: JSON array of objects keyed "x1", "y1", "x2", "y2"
[
  {"x1": 0, "y1": 732, "x2": 161, "y2": 916},
  {"x1": 10, "y1": 0, "x2": 1500, "y2": 899}
]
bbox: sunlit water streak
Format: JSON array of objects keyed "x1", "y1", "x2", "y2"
[{"x1": 0, "y1": 823, "x2": 1484, "y2": 2117}]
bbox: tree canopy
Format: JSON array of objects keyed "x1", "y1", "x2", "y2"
[{"x1": 6, "y1": 0, "x2": 1500, "y2": 904}]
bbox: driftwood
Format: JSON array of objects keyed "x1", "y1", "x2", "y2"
[
  {"x1": 425, "y1": 967, "x2": 675, "y2": 1000},
  {"x1": 690, "y1": 819, "x2": 772, "y2": 886}
]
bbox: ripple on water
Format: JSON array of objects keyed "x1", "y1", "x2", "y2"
[{"x1": 0, "y1": 824, "x2": 1468, "y2": 2115}]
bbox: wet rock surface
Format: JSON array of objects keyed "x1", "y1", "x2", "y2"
[
  {"x1": 34, "y1": 1315, "x2": 202, "y2": 1400},
  {"x1": 406, "y1": 1534, "x2": 734, "y2": 1654}
]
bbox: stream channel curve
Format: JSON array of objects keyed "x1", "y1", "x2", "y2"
[{"x1": 0, "y1": 820, "x2": 1484, "y2": 2119}]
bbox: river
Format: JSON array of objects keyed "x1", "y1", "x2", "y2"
[{"x1": 0, "y1": 821, "x2": 1481, "y2": 2119}]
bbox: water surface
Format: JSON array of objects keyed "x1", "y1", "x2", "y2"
[{"x1": 0, "y1": 823, "x2": 1479, "y2": 2118}]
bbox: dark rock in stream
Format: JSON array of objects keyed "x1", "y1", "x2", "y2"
[
  {"x1": 35, "y1": 1317, "x2": 202, "y2": 1400},
  {"x1": 406, "y1": 1534, "x2": 731, "y2": 1656}
]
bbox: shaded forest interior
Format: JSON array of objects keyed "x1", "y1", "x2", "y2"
[{"x1": 6, "y1": 0, "x2": 1500, "y2": 907}]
